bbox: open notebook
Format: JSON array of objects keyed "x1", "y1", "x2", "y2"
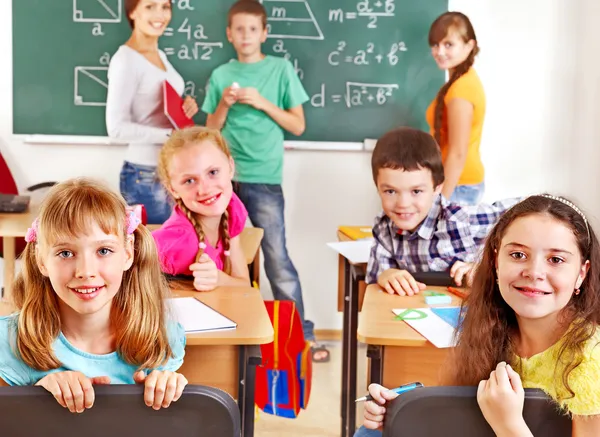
[{"x1": 169, "y1": 297, "x2": 237, "y2": 333}]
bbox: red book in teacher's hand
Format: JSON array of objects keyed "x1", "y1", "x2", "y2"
[{"x1": 163, "y1": 80, "x2": 195, "y2": 129}]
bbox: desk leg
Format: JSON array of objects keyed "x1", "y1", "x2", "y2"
[
  {"x1": 367, "y1": 345, "x2": 384, "y2": 386},
  {"x1": 341, "y1": 263, "x2": 364, "y2": 437},
  {"x1": 347, "y1": 266, "x2": 363, "y2": 436},
  {"x1": 340, "y1": 258, "x2": 351, "y2": 437},
  {"x1": 238, "y1": 345, "x2": 261, "y2": 437},
  {"x1": 2, "y1": 237, "x2": 16, "y2": 301}
]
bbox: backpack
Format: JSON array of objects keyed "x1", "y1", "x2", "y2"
[{"x1": 255, "y1": 300, "x2": 312, "y2": 418}]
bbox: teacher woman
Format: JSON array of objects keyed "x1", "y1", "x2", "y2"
[
  {"x1": 426, "y1": 12, "x2": 485, "y2": 205},
  {"x1": 106, "y1": 0, "x2": 198, "y2": 223}
]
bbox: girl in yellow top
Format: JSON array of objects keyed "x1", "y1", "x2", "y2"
[
  {"x1": 426, "y1": 12, "x2": 486, "y2": 205},
  {"x1": 359, "y1": 195, "x2": 600, "y2": 436}
]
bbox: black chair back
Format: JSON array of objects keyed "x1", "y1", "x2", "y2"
[
  {"x1": 0, "y1": 384, "x2": 240, "y2": 437},
  {"x1": 383, "y1": 386, "x2": 570, "y2": 437}
]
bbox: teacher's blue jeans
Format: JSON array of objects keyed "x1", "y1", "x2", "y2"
[
  {"x1": 449, "y1": 182, "x2": 485, "y2": 205},
  {"x1": 234, "y1": 182, "x2": 315, "y2": 342},
  {"x1": 120, "y1": 161, "x2": 172, "y2": 225},
  {"x1": 354, "y1": 427, "x2": 382, "y2": 437}
]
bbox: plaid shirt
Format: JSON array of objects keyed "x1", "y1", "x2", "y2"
[{"x1": 366, "y1": 195, "x2": 520, "y2": 284}]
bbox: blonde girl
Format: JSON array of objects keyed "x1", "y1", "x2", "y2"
[
  {"x1": 0, "y1": 178, "x2": 187, "y2": 413},
  {"x1": 153, "y1": 126, "x2": 250, "y2": 291}
]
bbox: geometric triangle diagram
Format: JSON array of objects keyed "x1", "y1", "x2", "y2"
[
  {"x1": 74, "y1": 66, "x2": 108, "y2": 107},
  {"x1": 260, "y1": 0, "x2": 324, "y2": 40},
  {"x1": 430, "y1": 307, "x2": 462, "y2": 330},
  {"x1": 73, "y1": 0, "x2": 122, "y2": 24}
]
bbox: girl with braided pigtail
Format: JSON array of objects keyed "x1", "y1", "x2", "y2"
[
  {"x1": 153, "y1": 127, "x2": 249, "y2": 291},
  {"x1": 426, "y1": 12, "x2": 486, "y2": 205}
]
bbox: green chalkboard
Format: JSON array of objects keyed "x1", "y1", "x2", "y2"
[{"x1": 13, "y1": 0, "x2": 447, "y2": 142}]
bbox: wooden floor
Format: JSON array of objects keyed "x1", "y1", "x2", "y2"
[{"x1": 255, "y1": 341, "x2": 367, "y2": 437}]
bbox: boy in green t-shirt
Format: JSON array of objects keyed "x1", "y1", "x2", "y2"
[{"x1": 202, "y1": 1, "x2": 328, "y2": 362}]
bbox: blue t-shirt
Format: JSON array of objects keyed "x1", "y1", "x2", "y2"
[{"x1": 0, "y1": 314, "x2": 186, "y2": 386}]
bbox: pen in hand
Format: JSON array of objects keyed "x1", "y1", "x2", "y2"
[{"x1": 355, "y1": 382, "x2": 423, "y2": 402}]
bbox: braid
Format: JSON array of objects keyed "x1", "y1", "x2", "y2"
[
  {"x1": 176, "y1": 198, "x2": 206, "y2": 263},
  {"x1": 433, "y1": 49, "x2": 478, "y2": 146},
  {"x1": 220, "y1": 209, "x2": 232, "y2": 275}
]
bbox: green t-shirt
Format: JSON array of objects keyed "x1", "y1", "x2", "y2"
[{"x1": 202, "y1": 55, "x2": 309, "y2": 184}]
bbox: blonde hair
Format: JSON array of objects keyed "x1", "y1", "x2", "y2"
[
  {"x1": 12, "y1": 178, "x2": 173, "y2": 371},
  {"x1": 158, "y1": 126, "x2": 233, "y2": 274}
]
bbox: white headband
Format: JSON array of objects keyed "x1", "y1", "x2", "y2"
[{"x1": 540, "y1": 194, "x2": 590, "y2": 239}]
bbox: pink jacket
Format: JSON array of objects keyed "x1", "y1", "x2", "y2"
[{"x1": 152, "y1": 193, "x2": 248, "y2": 275}]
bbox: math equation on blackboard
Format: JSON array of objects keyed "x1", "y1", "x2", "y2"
[{"x1": 71, "y1": 0, "x2": 411, "y2": 110}]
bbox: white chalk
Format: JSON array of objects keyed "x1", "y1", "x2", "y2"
[{"x1": 231, "y1": 82, "x2": 240, "y2": 89}]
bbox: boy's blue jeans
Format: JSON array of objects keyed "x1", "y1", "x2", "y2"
[
  {"x1": 234, "y1": 182, "x2": 315, "y2": 342},
  {"x1": 119, "y1": 161, "x2": 172, "y2": 224}
]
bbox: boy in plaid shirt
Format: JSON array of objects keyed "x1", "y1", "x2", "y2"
[{"x1": 367, "y1": 127, "x2": 519, "y2": 295}]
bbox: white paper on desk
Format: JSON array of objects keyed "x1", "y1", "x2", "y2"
[
  {"x1": 169, "y1": 297, "x2": 237, "y2": 333},
  {"x1": 392, "y1": 308, "x2": 457, "y2": 348},
  {"x1": 326, "y1": 240, "x2": 373, "y2": 264}
]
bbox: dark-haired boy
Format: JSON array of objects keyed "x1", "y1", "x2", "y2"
[{"x1": 367, "y1": 127, "x2": 518, "y2": 295}]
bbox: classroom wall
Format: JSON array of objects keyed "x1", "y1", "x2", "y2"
[
  {"x1": 0, "y1": 0, "x2": 585, "y2": 330},
  {"x1": 568, "y1": 0, "x2": 600, "y2": 228}
]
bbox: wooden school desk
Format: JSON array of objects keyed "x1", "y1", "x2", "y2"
[
  {"x1": 171, "y1": 282, "x2": 272, "y2": 437},
  {"x1": 0, "y1": 283, "x2": 273, "y2": 437},
  {"x1": 357, "y1": 284, "x2": 462, "y2": 390},
  {"x1": 0, "y1": 207, "x2": 263, "y2": 299},
  {"x1": 336, "y1": 225, "x2": 370, "y2": 437}
]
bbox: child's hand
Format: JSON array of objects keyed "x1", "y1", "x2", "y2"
[
  {"x1": 35, "y1": 371, "x2": 111, "y2": 413},
  {"x1": 450, "y1": 261, "x2": 474, "y2": 287},
  {"x1": 477, "y1": 362, "x2": 527, "y2": 436},
  {"x1": 237, "y1": 87, "x2": 267, "y2": 110},
  {"x1": 182, "y1": 96, "x2": 198, "y2": 118},
  {"x1": 377, "y1": 268, "x2": 426, "y2": 296},
  {"x1": 189, "y1": 253, "x2": 219, "y2": 291},
  {"x1": 133, "y1": 370, "x2": 188, "y2": 410},
  {"x1": 221, "y1": 86, "x2": 239, "y2": 108},
  {"x1": 363, "y1": 384, "x2": 399, "y2": 430}
]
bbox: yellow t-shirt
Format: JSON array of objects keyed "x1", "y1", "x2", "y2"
[
  {"x1": 425, "y1": 68, "x2": 486, "y2": 185},
  {"x1": 512, "y1": 327, "x2": 600, "y2": 416}
]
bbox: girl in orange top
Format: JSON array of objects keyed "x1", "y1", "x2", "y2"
[{"x1": 425, "y1": 12, "x2": 486, "y2": 205}]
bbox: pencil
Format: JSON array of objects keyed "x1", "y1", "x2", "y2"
[{"x1": 447, "y1": 286, "x2": 468, "y2": 300}]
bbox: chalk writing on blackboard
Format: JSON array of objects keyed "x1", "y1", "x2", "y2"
[
  {"x1": 329, "y1": 0, "x2": 396, "y2": 29},
  {"x1": 73, "y1": 0, "x2": 122, "y2": 24},
  {"x1": 310, "y1": 82, "x2": 399, "y2": 108},
  {"x1": 261, "y1": 0, "x2": 324, "y2": 40},
  {"x1": 328, "y1": 40, "x2": 408, "y2": 66}
]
